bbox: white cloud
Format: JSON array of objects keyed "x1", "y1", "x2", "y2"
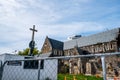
[
  {"x1": 0, "y1": 47, "x2": 14, "y2": 53},
  {"x1": 0, "y1": 21, "x2": 105, "y2": 53},
  {"x1": 0, "y1": 0, "x2": 61, "y2": 27},
  {"x1": 38, "y1": 22, "x2": 103, "y2": 36},
  {"x1": 0, "y1": 0, "x2": 119, "y2": 54}
]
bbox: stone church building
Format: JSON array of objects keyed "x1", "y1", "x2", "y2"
[{"x1": 40, "y1": 28, "x2": 120, "y2": 76}]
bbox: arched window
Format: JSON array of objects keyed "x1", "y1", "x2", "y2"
[{"x1": 54, "y1": 50, "x2": 57, "y2": 55}]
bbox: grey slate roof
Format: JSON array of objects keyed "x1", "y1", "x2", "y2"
[
  {"x1": 48, "y1": 38, "x2": 63, "y2": 50},
  {"x1": 64, "y1": 28, "x2": 120, "y2": 50}
]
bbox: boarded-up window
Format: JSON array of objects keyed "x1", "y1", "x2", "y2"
[
  {"x1": 24, "y1": 60, "x2": 38, "y2": 69},
  {"x1": 24, "y1": 57, "x2": 38, "y2": 69}
]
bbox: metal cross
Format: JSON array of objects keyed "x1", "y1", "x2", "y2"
[{"x1": 30, "y1": 25, "x2": 37, "y2": 41}]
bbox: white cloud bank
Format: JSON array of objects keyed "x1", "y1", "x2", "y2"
[{"x1": 0, "y1": 0, "x2": 119, "y2": 53}]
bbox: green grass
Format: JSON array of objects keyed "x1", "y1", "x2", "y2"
[{"x1": 57, "y1": 74, "x2": 103, "y2": 80}]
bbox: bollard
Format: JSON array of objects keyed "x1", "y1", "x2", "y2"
[
  {"x1": 114, "y1": 76, "x2": 119, "y2": 80},
  {"x1": 64, "y1": 76, "x2": 66, "y2": 80},
  {"x1": 73, "y1": 76, "x2": 77, "y2": 80}
]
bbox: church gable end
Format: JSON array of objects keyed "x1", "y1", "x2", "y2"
[
  {"x1": 41, "y1": 37, "x2": 52, "y2": 53},
  {"x1": 41, "y1": 36, "x2": 64, "y2": 56}
]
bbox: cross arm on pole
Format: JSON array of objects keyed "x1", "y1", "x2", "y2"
[{"x1": 30, "y1": 25, "x2": 38, "y2": 41}]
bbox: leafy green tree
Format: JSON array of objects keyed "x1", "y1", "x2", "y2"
[{"x1": 18, "y1": 47, "x2": 40, "y2": 56}]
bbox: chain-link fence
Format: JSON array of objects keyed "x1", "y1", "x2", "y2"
[
  {"x1": 0, "y1": 53, "x2": 120, "y2": 80},
  {"x1": 0, "y1": 58, "x2": 57, "y2": 80}
]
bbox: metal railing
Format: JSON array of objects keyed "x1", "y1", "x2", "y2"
[{"x1": 0, "y1": 52, "x2": 120, "y2": 80}]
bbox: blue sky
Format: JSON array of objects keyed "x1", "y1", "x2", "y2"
[{"x1": 0, "y1": 0, "x2": 120, "y2": 53}]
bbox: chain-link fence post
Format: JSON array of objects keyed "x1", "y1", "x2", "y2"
[
  {"x1": 38, "y1": 60, "x2": 41, "y2": 80},
  {"x1": 0, "y1": 61, "x2": 8, "y2": 80},
  {"x1": 0, "y1": 61, "x2": 2, "y2": 80},
  {"x1": 101, "y1": 56, "x2": 106, "y2": 80}
]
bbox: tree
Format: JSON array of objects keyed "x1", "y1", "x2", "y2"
[{"x1": 18, "y1": 47, "x2": 40, "y2": 56}]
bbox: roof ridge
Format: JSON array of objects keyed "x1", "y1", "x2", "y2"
[
  {"x1": 75, "y1": 27, "x2": 120, "y2": 41},
  {"x1": 48, "y1": 37, "x2": 63, "y2": 43},
  {"x1": 64, "y1": 27, "x2": 120, "y2": 50}
]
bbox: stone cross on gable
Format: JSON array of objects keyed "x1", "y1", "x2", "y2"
[{"x1": 30, "y1": 25, "x2": 37, "y2": 41}]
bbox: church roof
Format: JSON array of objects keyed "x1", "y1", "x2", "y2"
[
  {"x1": 48, "y1": 38, "x2": 63, "y2": 50},
  {"x1": 64, "y1": 28, "x2": 120, "y2": 50}
]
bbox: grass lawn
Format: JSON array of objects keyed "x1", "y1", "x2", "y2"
[{"x1": 57, "y1": 74, "x2": 103, "y2": 80}]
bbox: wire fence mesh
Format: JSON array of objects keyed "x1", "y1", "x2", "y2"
[
  {"x1": 0, "y1": 59, "x2": 58, "y2": 80},
  {"x1": 0, "y1": 53, "x2": 120, "y2": 80}
]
